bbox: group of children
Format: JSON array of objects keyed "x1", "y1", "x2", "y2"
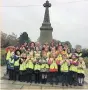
[{"x1": 6, "y1": 42, "x2": 86, "y2": 86}]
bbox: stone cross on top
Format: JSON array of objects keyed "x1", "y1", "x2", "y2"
[
  {"x1": 43, "y1": 0, "x2": 51, "y2": 23},
  {"x1": 43, "y1": 0, "x2": 51, "y2": 7}
]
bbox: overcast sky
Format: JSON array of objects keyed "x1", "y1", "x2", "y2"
[{"x1": 0, "y1": 0, "x2": 88, "y2": 48}]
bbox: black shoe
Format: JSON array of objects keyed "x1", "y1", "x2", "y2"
[
  {"x1": 66, "y1": 84, "x2": 68, "y2": 86},
  {"x1": 74, "y1": 84, "x2": 77, "y2": 86},
  {"x1": 30, "y1": 81, "x2": 32, "y2": 83},
  {"x1": 27, "y1": 81, "x2": 29, "y2": 83},
  {"x1": 69, "y1": 83, "x2": 72, "y2": 85},
  {"x1": 8, "y1": 78, "x2": 11, "y2": 80},
  {"x1": 80, "y1": 83, "x2": 83, "y2": 86},
  {"x1": 14, "y1": 79, "x2": 16, "y2": 81},
  {"x1": 20, "y1": 80, "x2": 22, "y2": 82},
  {"x1": 55, "y1": 83, "x2": 58, "y2": 85},
  {"x1": 50, "y1": 83, "x2": 53, "y2": 85},
  {"x1": 35, "y1": 81, "x2": 37, "y2": 84},
  {"x1": 38, "y1": 82, "x2": 40, "y2": 84},
  {"x1": 62, "y1": 83, "x2": 64, "y2": 86},
  {"x1": 78, "y1": 83, "x2": 80, "y2": 86}
]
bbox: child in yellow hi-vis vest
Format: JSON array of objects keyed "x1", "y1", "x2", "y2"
[
  {"x1": 77, "y1": 57, "x2": 86, "y2": 86},
  {"x1": 69, "y1": 54, "x2": 79, "y2": 86},
  {"x1": 60, "y1": 54, "x2": 70, "y2": 86},
  {"x1": 34, "y1": 57, "x2": 41, "y2": 84},
  {"x1": 14, "y1": 49, "x2": 21, "y2": 81},
  {"x1": 26, "y1": 55, "x2": 34, "y2": 83},
  {"x1": 40, "y1": 50, "x2": 49, "y2": 84},
  {"x1": 49, "y1": 53, "x2": 58, "y2": 85},
  {"x1": 8, "y1": 52, "x2": 15, "y2": 80},
  {"x1": 19, "y1": 53, "x2": 27, "y2": 82},
  {"x1": 6, "y1": 50, "x2": 11, "y2": 75}
]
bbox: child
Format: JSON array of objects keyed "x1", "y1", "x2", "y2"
[
  {"x1": 60, "y1": 54, "x2": 70, "y2": 86},
  {"x1": 69, "y1": 54, "x2": 78, "y2": 86},
  {"x1": 56, "y1": 45, "x2": 63, "y2": 72},
  {"x1": 30, "y1": 42, "x2": 35, "y2": 50},
  {"x1": 55, "y1": 46, "x2": 63, "y2": 84},
  {"x1": 34, "y1": 60, "x2": 41, "y2": 84},
  {"x1": 34, "y1": 47, "x2": 41, "y2": 60},
  {"x1": 49, "y1": 53, "x2": 58, "y2": 85},
  {"x1": 6, "y1": 50, "x2": 11, "y2": 74},
  {"x1": 67, "y1": 49, "x2": 72, "y2": 58},
  {"x1": 26, "y1": 55, "x2": 34, "y2": 83},
  {"x1": 8, "y1": 52, "x2": 15, "y2": 80},
  {"x1": 77, "y1": 57, "x2": 86, "y2": 86},
  {"x1": 19, "y1": 53, "x2": 27, "y2": 82},
  {"x1": 40, "y1": 52, "x2": 49, "y2": 84},
  {"x1": 14, "y1": 49, "x2": 21, "y2": 81}
]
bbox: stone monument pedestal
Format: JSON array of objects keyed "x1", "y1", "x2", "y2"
[{"x1": 39, "y1": 0, "x2": 53, "y2": 45}]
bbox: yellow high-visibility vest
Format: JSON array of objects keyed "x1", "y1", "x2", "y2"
[
  {"x1": 68, "y1": 53, "x2": 72, "y2": 58},
  {"x1": 77, "y1": 68, "x2": 84, "y2": 74},
  {"x1": 78, "y1": 53, "x2": 82, "y2": 57},
  {"x1": 34, "y1": 51, "x2": 40, "y2": 58},
  {"x1": 47, "y1": 52, "x2": 51, "y2": 58},
  {"x1": 57, "y1": 54, "x2": 62, "y2": 61},
  {"x1": 50, "y1": 62, "x2": 58, "y2": 69},
  {"x1": 6, "y1": 51, "x2": 11, "y2": 60},
  {"x1": 70, "y1": 65, "x2": 78, "y2": 72},
  {"x1": 31, "y1": 57, "x2": 34, "y2": 61},
  {"x1": 34, "y1": 64, "x2": 41, "y2": 70},
  {"x1": 26, "y1": 60, "x2": 34, "y2": 69},
  {"x1": 77, "y1": 63, "x2": 86, "y2": 74},
  {"x1": 76, "y1": 52, "x2": 82, "y2": 57},
  {"x1": 69, "y1": 59, "x2": 78, "y2": 72},
  {"x1": 61, "y1": 62, "x2": 69, "y2": 72},
  {"x1": 62, "y1": 51, "x2": 67, "y2": 55},
  {"x1": 41, "y1": 64, "x2": 49, "y2": 69},
  {"x1": 14, "y1": 59, "x2": 19, "y2": 66},
  {"x1": 20, "y1": 62, "x2": 26, "y2": 71},
  {"x1": 26, "y1": 62, "x2": 29, "y2": 69},
  {"x1": 9, "y1": 58, "x2": 14, "y2": 67}
]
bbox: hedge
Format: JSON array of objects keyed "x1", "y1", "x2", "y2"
[
  {"x1": 1, "y1": 48, "x2": 6, "y2": 66},
  {"x1": 84, "y1": 57, "x2": 88, "y2": 68}
]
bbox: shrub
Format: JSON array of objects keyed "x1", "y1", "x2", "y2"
[
  {"x1": 1, "y1": 48, "x2": 6, "y2": 66},
  {"x1": 84, "y1": 57, "x2": 88, "y2": 68}
]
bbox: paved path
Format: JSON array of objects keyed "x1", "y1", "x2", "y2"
[{"x1": 0, "y1": 66, "x2": 88, "y2": 90}]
